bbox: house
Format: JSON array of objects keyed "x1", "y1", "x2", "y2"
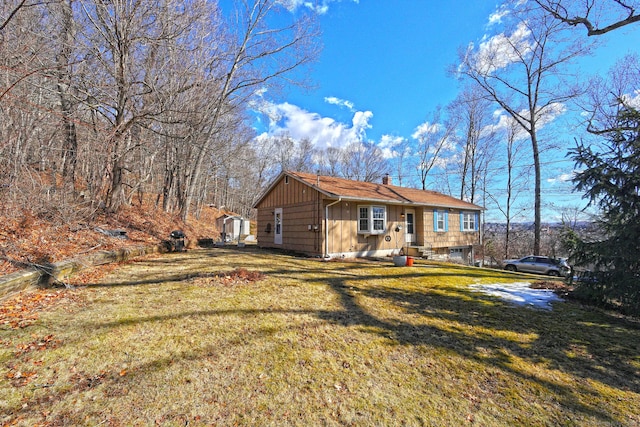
[
  {"x1": 215, "y1": 213, "x2": 251, "y2": 242},
  {"x1": 253, "y1": 171, "x2": 483, "y2": 262}
]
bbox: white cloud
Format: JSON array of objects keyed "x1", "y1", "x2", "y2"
[
  {"x1": 255, "y1": 101, "x2": 373, "y2": 150},
  {"x1": 621, "y1": 89, "x2": 640, "y2": 109},
  {"x1": 279, "y1": 0, "x2": 359, "y2": 15},
  {"x1": 411, "y1": 121, "x2": 441, "y2": 140},
  {"x1": 378, "y1": 134, "x2": 406, "y2": 159},
  {"x1": 486, "y1": 0, "x2": 529, "y2": 26},
  {"x1": 412, "y1": 120, "x2": 457, "y2": 152},
  {"x1": 547, "y1": 172, "x2": 574, "y2": 184},
  {"x1": 487, "y1": 7, "x2": 510, "y2": 26},
  {"x1": 488, "y1": 103, "x2": 566, "y2": 140},
  {"x1": 486, "y1": 112, "x2": 528, "y2": 141},
  {"x1": 253, "y1": 86, "x2": 268, "y2": 98},
  {"x1": 475, "y1": 21, "x2": 532, "y2": 74},
  {"x1": 324, "y1": 96, "x2": 355, "y2": 111},
  {"x1": 537, "y1": 102, "x2": 567, "y2": 126}
]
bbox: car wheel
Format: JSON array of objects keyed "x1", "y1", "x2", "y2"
[
  {"x1": 505, "y1": 265, "x2": 517, "y2": 272},
  {"x1": 548, "y1": 270, "x2": 560, "y2": 277}
]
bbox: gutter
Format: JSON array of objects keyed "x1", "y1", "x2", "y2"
[{"x1": 324, "y1": 198, "x2": 342, "y2": 258}]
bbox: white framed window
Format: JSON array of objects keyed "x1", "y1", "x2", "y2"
[
  {"x1": 359, "y1": 207, "x2": 369, "y2": 232},
  {"x1": 372, "y1": 206, "x2": 385, "y2": 232},
  {"x1": 460, "y1": 211, "x2": 479, "y2": 232},
  {"x1": 433, "y1": 210, "x2": 448, "y2": 232},
  {"x1": 358, "y1": 205, "x2": 386, "y2": 234}
]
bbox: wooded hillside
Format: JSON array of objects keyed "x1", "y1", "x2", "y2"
[{"x1": 0, "y1": 198, "x2": 222, "y2": 276}]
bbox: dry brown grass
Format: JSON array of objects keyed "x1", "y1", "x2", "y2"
[{"x1": 1, "y1": 249, "x2": 639, "y2": 426}]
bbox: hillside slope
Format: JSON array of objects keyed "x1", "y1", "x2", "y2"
[{"x1": 0, "y1": 201, "x2": 223, "y2": 276}]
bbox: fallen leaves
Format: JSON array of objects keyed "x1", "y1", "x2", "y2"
[
  {"x1": 70, "y1": 371, "x2": 108, "y2": 391},
  {"x1": 0, "y1": 290, "x2": 77, "y2": 329},
  {"x1": 5, "y1": 369, "x2": 38, "y2": 387},
  {"x1": 4, "y1": 334, "x2": 61, "y2": 388},
  {"x1": 1, "y1": 291, "x2": 73, "y2": 391},
  {"x1": 0, "y1": 200, "x2": 225, "y2": 276},
  {"x1": 15, "y1": 334, "x2": 60, "y2": 355},
  {"x1": 191, "y1": 268, "x2": 266, "y2": 287}
]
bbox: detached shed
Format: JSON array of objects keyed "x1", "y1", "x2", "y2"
[{"x1": 216, "y1": 214, "x2": 251, "y2": 242}]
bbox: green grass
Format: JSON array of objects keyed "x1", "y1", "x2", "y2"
[{"x1": 1, "y1": 248, "x2": 639, "y2": 426}]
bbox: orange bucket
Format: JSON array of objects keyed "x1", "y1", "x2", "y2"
[{"x1": 406, "y1": 256, "x2": 414, "y2": 267}]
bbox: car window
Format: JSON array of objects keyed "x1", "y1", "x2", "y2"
[{"x1": 522, "y1": 256, "x2": 535, "y2": 262}]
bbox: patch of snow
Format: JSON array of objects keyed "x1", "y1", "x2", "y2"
[{"x1": 469, "y1": 282, "x2": 563, "y2": 310}]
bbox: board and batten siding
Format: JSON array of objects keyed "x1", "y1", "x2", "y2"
[{"x1": 256, "y1": 176, "x2": 324, "y2": 255}]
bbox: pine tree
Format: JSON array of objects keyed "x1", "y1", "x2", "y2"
[{"x1": 567, "y1": 106, "x2": 640, "y2": 314}]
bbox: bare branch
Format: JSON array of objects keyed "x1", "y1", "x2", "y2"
[{"x1": 533, "y1": 0, "x2": 640, "y2": 35}]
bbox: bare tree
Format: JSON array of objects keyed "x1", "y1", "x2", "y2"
[
  {"x1": 0, "y1": 0, "x2": 321, "y2": 224},
  {"x1": 457, "y1": 7, "x2": 591, "y2": 254},
  {"x1": 448, "y1": 85, "x2": 498, "y2": 204},
  {"x1": 341, "y1": 141, "x2": 388, "y2": 182},
  {"x1": 269, "y1": 135, "x2": 315, "y2": 173},
  {"x1": 392, "y1": 142, "x2": 411, "y2": 187},
  {"x1": 583, "y1": 53, "x2": 640, "y2": 134},
  {"x1": 71, "y1": 0, "x2": 215, "y2": 211},
  {"x1": 317, "y1": 146, "x2": 344, "y2": 177},
  {"x1": 48, "y1": 0, "x2": 78, "y2": 190},
  {"x1": 487, "y1": 117, "x2": 531, "y2": 259},
  {"x1": 178, "y1": 0, "x2": 320, "y2": 221},
  {"x1": 413, "y1": 108, "x2": 456, "y2": 191},
  {"x1": 0, "y1": 1, "x2": 62, "y2": 204},
  {"x1": 531, "y1": 0, "x2": 640, "y2": 35}
]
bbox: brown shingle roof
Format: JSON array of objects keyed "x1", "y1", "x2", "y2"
[{"x1": 287, "y1": 171, "x2": 482, "y2": 210}]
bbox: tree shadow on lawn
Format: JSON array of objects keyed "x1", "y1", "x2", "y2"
[
  {"x1": 70, "y1": 251, "x2": 639, "y2": 424},
  {"x1": 80, "y1": 252, "x2": 640, "y2": 399},
  {"x1": 74, "y1": 265, "x2": 636, "y2": 425},
  {"x1": 80, "y1": 249, "x2": 259, "y2": 288},
  {"x1": 311, "y1": 268, "x2": 639, "y2": 423},
  {"x1": 5, "y1": 317, "x2": 292, "y2": 426}
]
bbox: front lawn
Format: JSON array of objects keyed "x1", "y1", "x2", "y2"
[{"x1": 1, "y1": 248, "x2": 639, "y2": 426}]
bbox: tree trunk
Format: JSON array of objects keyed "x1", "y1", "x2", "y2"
[
  {"x1": 54, "y1": 0, "x2": 78, "y2": 191},
  {"x1": 530, "y1": 129, "x2": 541, "y2": 255}
]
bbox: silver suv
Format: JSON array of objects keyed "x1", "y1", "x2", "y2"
[{"x1": 503, "y1": 256, "x2": 571, "y2": 277}]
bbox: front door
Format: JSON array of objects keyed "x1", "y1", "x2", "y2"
[
  {"x1": 405, "y1": 209, "x2": 416, "y2": 245},
  {"x1": 274, "y1": 208, "x2": 283, "y2": 245}
]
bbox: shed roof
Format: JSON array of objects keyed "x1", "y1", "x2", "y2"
[{"x1": 255, "y1": 171, "x2": 483, "y2": 210}]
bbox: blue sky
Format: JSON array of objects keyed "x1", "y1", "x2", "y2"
[
  {"x1": 284, "y1": 0, "x2": 497, "y2": 137},
  {"x1": 245, "y1": 1, "x2": 640, "y2": 222}
]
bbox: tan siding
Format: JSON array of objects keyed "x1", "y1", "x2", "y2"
[
  {"x1": 422, "y1": 209, "x2": 479, "y2": 249},
  {"x1": 414, "y1": 207, "x2": 425, "y2": 246},
  {"x1": 256, "y1": 177, "x2": 324, "y2": 255},
  {"x1": 326, "y1": 202, "x2": 404, "y2": 255},
  {"x1": 256, "y1": 175, "x2": 480, "y2": 257},
  {"x1": 255, "y1": 176, "x2": 320, "y2": 209}
]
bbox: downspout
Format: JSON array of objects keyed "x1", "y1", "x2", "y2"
[
  {"x1": 478, "y1": 209, "x2": 483, "y2": 266},
  {"x1": 324, "y1": 198, "x2": 342, "y2": 258}
]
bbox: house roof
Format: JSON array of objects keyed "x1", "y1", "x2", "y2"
[
  {"x1": 216, "y1": 213, "x2": 245, "y2": 220},
  {"x1": 255, "y1": 171, "x2": 483, "y2": 210}
]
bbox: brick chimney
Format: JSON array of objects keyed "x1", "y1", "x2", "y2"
[{"x1": 382, "y1": 173, "x2": 392, "y2": 185}]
